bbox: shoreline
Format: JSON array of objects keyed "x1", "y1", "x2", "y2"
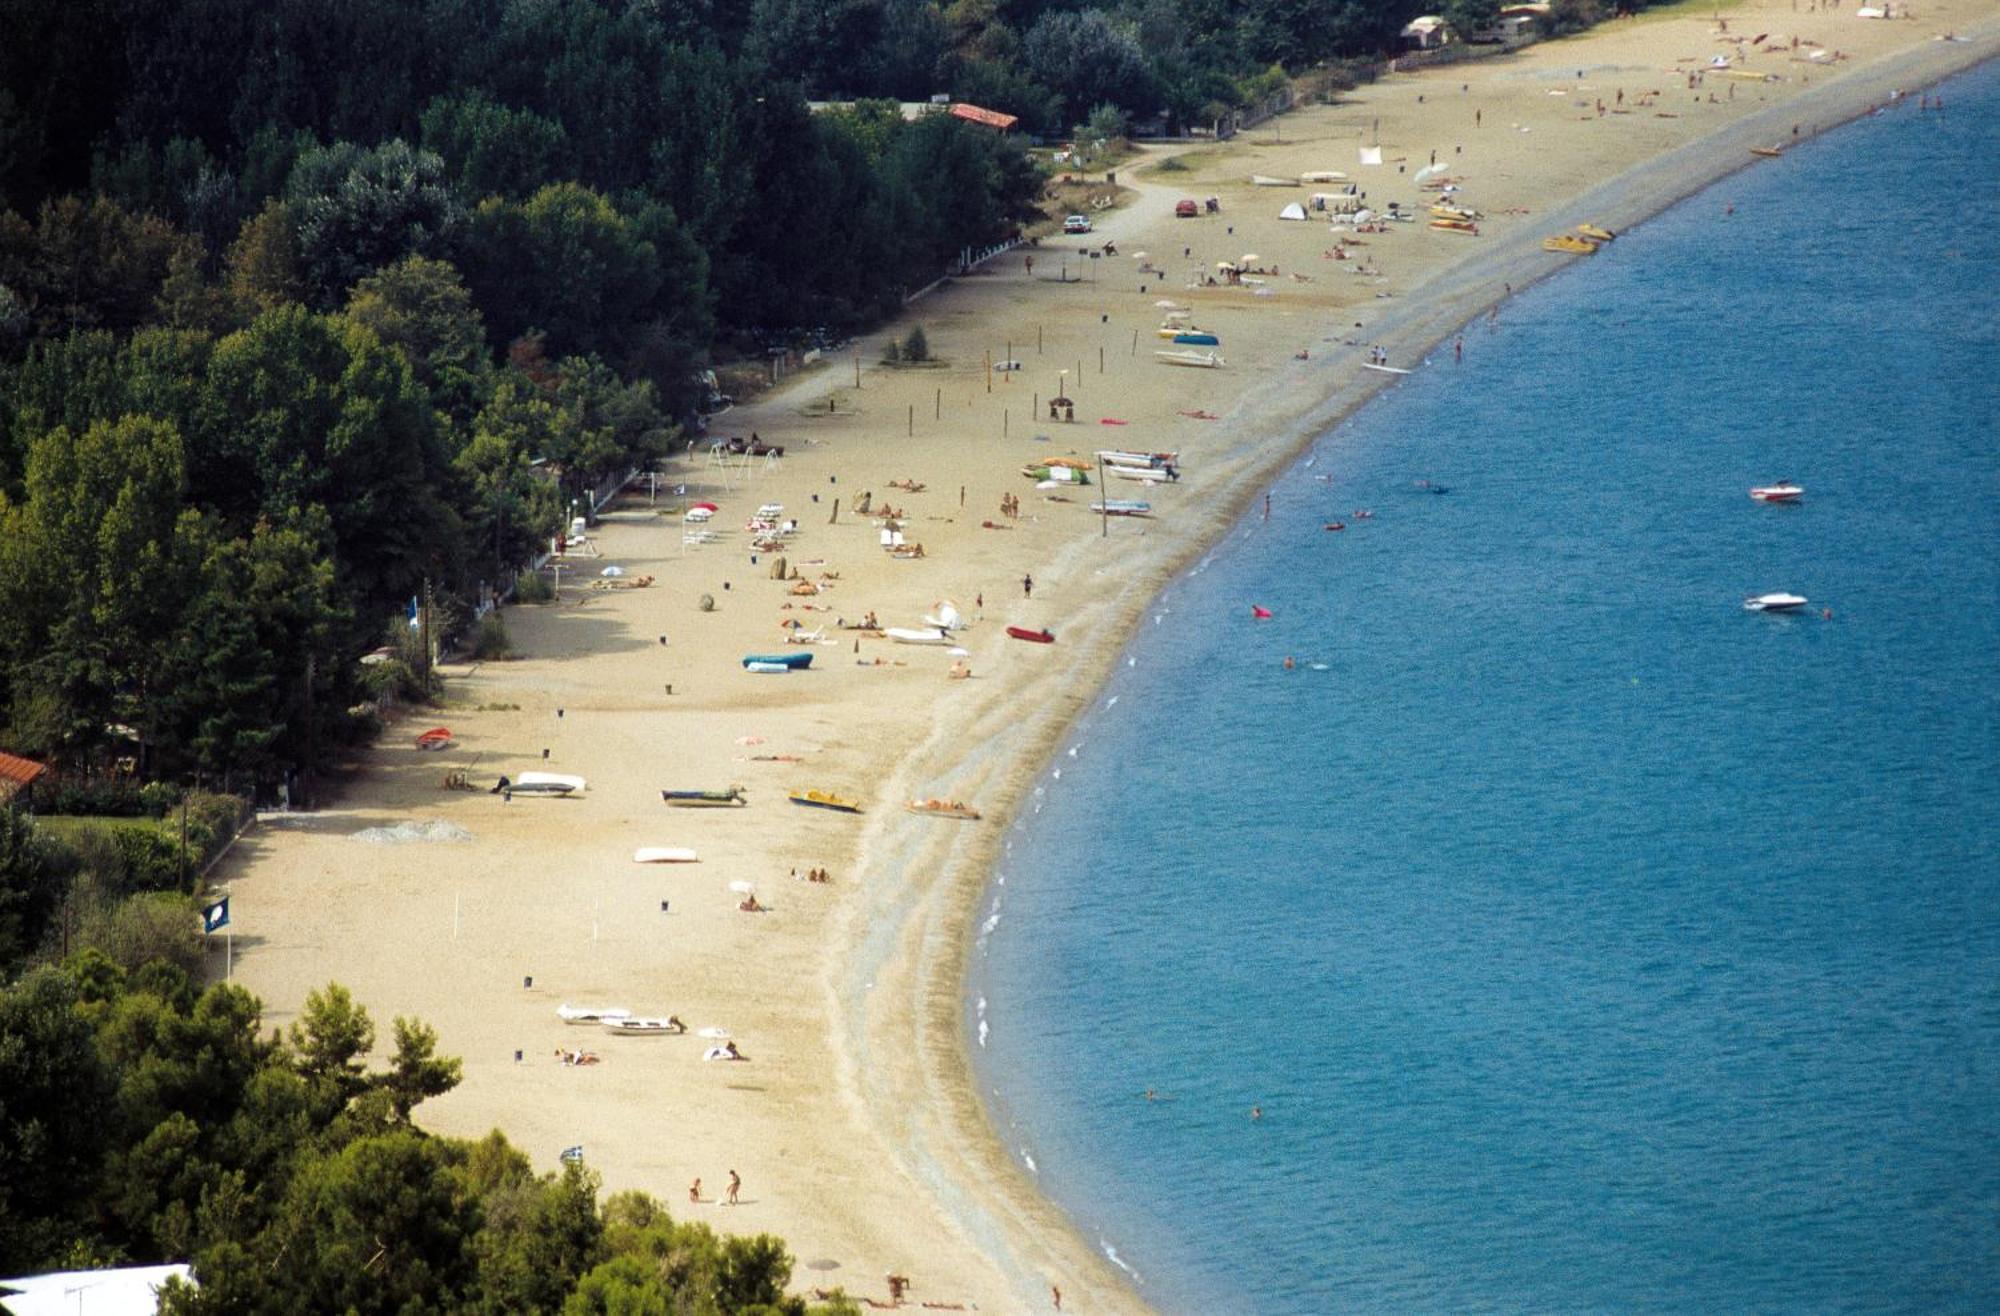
[
  {"x1": 860, "y1": 23, "x2": 2000, "y2": 1312},
  {"x1": 214, "y1": 8, "x2": 2000, "y2": 1313}
]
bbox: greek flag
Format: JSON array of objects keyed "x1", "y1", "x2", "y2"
[
  {"x1": 202, "y1": 896, "x2": 231, "y2": 933},
  {"x1": 559, "y1": 1145, "x2": 584, "y2": 1164}
]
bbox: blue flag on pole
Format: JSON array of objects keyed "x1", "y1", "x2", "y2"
[
  {"x1": 560, "y1": 1145, "x2": 584, "y2": 1164},
  {"x1": 203, "y1": 895, "x2": 230, "y2": 933}
]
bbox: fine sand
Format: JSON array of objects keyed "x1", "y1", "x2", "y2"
[{"x1": 219, "y1": 6, "x2": 1998, "y2": 1310}]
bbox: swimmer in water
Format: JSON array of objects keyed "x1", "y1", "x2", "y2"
[{"x1": 1283, "y1": 657, "x2": 1296, "y2": 670}]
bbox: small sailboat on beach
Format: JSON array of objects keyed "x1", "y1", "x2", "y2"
[
  {"x1": 741, "y1": 651, "x2": 812, "y2": 669},
  {"x1": 1155, "y1": 349, "x2": 1225, "y2": 368},
  {"x1": 789, "y1": 788, "x2": 862, "y2": 813},
  {"x1": 660, "y1": 786, "x2": 748, "y2": 807},
  {"x1": 494, "y1": 772, "x2": 585, "y2": 797},
  {"x1": 633, "y1": 847, "x2": 699, "y2": 863},
  {"x1": 603, "y1": 1016, "x2": 685, "y2": 1035}
]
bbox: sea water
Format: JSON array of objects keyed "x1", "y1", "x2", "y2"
[{"x1": 973, "y1": 62, "x2": 1998, "y2": 1313}]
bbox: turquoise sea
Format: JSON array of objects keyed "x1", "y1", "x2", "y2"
[{"x1": 973, "y1": 61, "x2": 1999, "y2": 1313}]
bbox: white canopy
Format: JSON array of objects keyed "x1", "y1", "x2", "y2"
[{"x1": 1278, "y1": 202, "x2": 1309, "y2": 221}]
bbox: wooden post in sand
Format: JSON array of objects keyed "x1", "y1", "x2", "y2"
[
  {"x1": 935, "y1": 388, "x2": 941, "y2": 419},
  {"x1": 1037, "y1": 325, "x2": 1043, "y2": 354},
  {"x1": 1004, "y1": 409, "x2": 1009, "y2": 437},
  {"x1": 1099, "y1": 346, "x2": 1105, "y2": 373},
  {"x1": 907, "y1": 404, "x2": 914, "y2": 436},
  {"x1": 1132, "y1": 329, "x2": 1138, "y2": 355}
]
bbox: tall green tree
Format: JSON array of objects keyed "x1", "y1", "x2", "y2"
[
  {"x1": 345, "y1": 254, "x2": 493, "y2": 425},
  {"x1": 286, "y1": 139, "x2": 466, "y2": 309},
  {"x1": 0, "y1": 966, "x2": 116, "y2": 1272}
]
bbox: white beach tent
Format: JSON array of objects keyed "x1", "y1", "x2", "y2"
[
  {"x1": 1359, "y1": 146, "x2": 1383, "y2": 166},
  {"x1": 1278, "y1": 201, "x2": 1309, "y2": 221}
]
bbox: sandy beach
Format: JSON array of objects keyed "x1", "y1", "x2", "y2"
[{"x1": 218, "y1": 5, "x2": 1998, "y2": 1310}]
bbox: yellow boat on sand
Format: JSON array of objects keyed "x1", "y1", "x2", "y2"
[
  {"x1": 1542, "y1": 235, "x2": 1599, "y2": 254},
  {"x1": 1577, "y1": 224, "x2": 1617, "y2": 242},
  {"x1": 789, "y1": 788, "x2": 862, "y2": 813}
]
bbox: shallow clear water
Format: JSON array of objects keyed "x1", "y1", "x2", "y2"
[{"x1": 974, "y1": 62, "x2": 1999, "y2": 1314}]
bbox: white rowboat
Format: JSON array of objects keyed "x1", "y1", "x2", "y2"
[
  {"x1": 1155, "y1": 350, "x2": 1224, "y2": 369},
  {"x1": 634, "y1": 847, "x2": 698, "y2": 864}
]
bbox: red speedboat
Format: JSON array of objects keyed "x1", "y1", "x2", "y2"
[{"x1": 1006, "y1": 626, "x2": 1055, "y2": 643}]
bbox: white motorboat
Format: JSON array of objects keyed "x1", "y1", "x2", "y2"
[
  {"x1": 1090, "y1": 500, "x2": 1153, "y2": 517},
  {"x1": 1098, "y1": 449, "x2": 1180, "y2": 469},
  {"x1": 518, "y1": 771, "x2": 586, "y2": 792},
  {"x1": 1743, "y1": 592, "x2": 1808, "y2": 612},
  {"x1": 603, "y1": 1016, "x2": 685, "y2": 1035},
  {"x1": 557, "y1": 1004, "x2": 631, "y2": 1025},
  {"x1": 633, "y1": 847, "x2": 698, "y2": 863},
  {"x1": 886, "y1": 627, "x2": 953, "y2": 645},
  {"x1": 1112, "y1": 465, "x2": 1176, "y2": 483},
  {"x1": 1750, "y1": 483, "x2": 1804, "y2": 503},
  {"x1": 494, "y1": 771, "x2": 585, "y2": 797},
  {"x1": 1155, "y1": 349, "x2": 1224, "y2": 369}
]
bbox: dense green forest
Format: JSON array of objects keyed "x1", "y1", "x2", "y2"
[
  {"x1": 0, "y1": 0, "x2": 1482, "y2": 803},
  {"x1": 0, "y1": 961, "x2": 856, "y2": 1312}
]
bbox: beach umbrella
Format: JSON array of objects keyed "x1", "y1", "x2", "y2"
[{"x1": 600, "y1": 565, "x2": 625, "y2": 577}]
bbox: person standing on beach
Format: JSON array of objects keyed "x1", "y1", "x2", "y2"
[
  {"x1": 1022, "y1": 573, "x2": 1033, "y2": 597},
  {"x1": 689, "y1": 1178, "x2": 701, "y2": 1203},
  {"x1": 1052, "y1": 1284, "x2": 1062, "y2": 1310},
  {"x1": 727, "y1": 1169, "x2": 741, "y2": 1205}
]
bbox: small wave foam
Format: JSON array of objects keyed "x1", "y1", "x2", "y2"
[{"x1": 1100, "y1": 1240, "x2": 1141, "y2": 1282}]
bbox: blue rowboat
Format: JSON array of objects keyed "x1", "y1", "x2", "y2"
[
  {"x1": 742, "y1": 652, "x2": 812, "y2": 669},
  {"x1": 1172, "y1": 332, "x2": 1220, "y2": 346}
]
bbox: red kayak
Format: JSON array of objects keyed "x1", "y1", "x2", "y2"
[
  {"x1": 1006, "y1": 626, "x2": 1056, "y2": 644},
  {"x1": 416, "y1": 727, "x2": 453, "y2": 750}
]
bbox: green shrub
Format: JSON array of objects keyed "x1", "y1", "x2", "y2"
[
  {"x1": 75, "y1": 890, "x2": 205, "y2": 979},
  {"x1": 514, "y1": 570, "x2": 553, "y2": 604},
  {"x1": 138, "y1": 781, "x2": 181, "y2": 818},
  {"x1": 113, "y1": 825, "x2": 185, "y2": 893},
  {"x1": 37, "y1": 775, "x2": 149, "y2": 818},
  {"x1": 358, "y1": 657, "x2": 430, "y2": 703},
  {"x1": 901, "y1": 324, "x2": 929, "y2": 362},
  {"x1": 470, "y1": 613, "x2": 511, "y2": 659}
]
